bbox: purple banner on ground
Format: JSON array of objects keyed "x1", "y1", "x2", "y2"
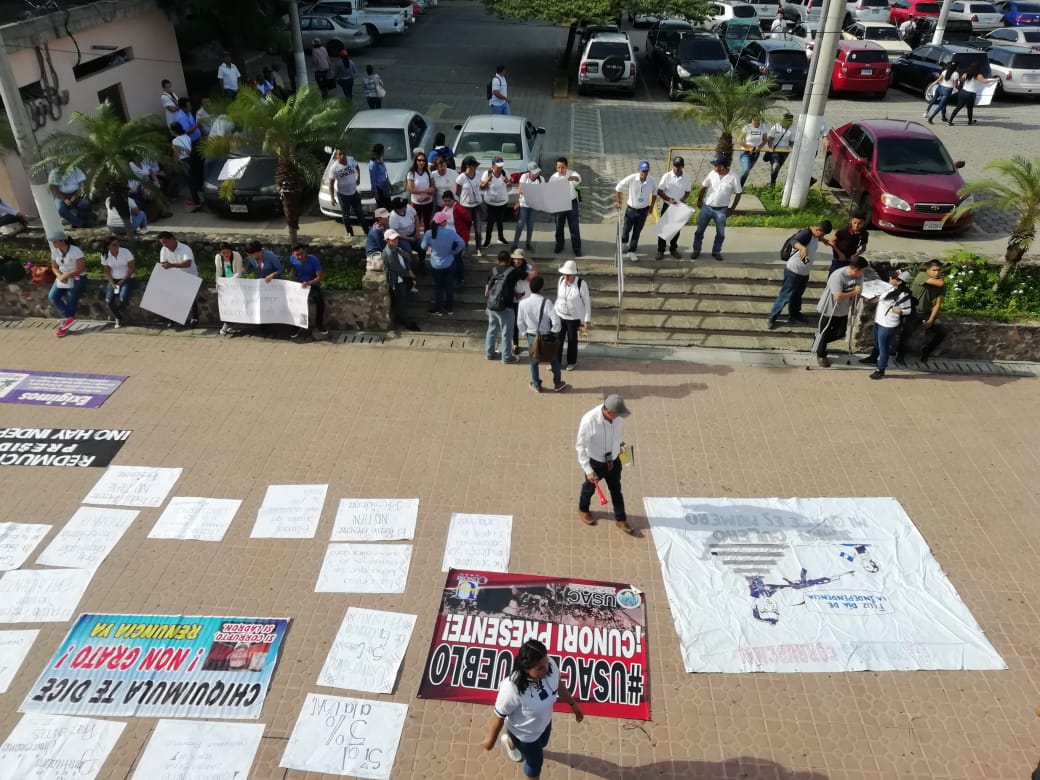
[{"x1": 0, "y1": 370, "x2": 127, "y2": 408}]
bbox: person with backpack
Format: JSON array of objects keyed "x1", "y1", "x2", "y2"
[
  {"x1": 484, "y1": 250, "x2": 525, "y2": 363},
  {"x1": 766, "y1": 220, "x2": 832, "y2": 330},
  {"x1": 488, "y1": 65, "x2": 510, "y2": 115},
  {"x1": 428, "y1": 133, "x2": 456, "y2": 170},
  {"x1": 555, "y1": 260, "x2": 591, "y2": 371},
  {"x1": 866, "y1": 269, "x2": 914, "y2": 380}
]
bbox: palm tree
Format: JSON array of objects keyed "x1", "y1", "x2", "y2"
[
  {"x1": 947, "y1": 156, "x2": 1040, "y2": 291},
  {"x1": 673, "y1": 74, "x2": 779, "y2": 160},
  {"x1": 203, "y1": 86, "x2": 353, "y2": 245},
  {"x1": 33, "y1": 102, "x2": 170, "y2": 230}
]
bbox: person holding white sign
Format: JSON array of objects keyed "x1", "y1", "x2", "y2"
[
  {"x1": 289, "y1": 244, "x2": 327, "y2": 338},
  {"x1": 481, "y1": 639, "x2": 583, "y2": 779},
  {"x1": 947, "y1": 64, "x2": 999, "y2": 126},
  {"x1": 511, "y1": 162, "x2": 544, "y2": 252},
  {"x1": 655, "y1": 156, "x2": 691, "y2": 260},
  {"x1": 157, "y1": 231, "x2": 199, "y2": 327}
]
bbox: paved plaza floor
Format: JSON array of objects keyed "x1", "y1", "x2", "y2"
[{"x1": 1, "y1": 325, "x2": 1038, "y2": 779}]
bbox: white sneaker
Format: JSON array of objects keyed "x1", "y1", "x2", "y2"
[
  {"x1": 113, "y1": 320, "x2": 120, "y2": 329},
  {"x1": 627, "y1": 251, "x2": 638, "y2": 262},
  {"x1": 500, "y1": 732, "x2": 522, "y2": 762},
  {"x1": 565, "y1": 363, "x2": 576, "y2": 371},
  {"x1": 220, "y1": 324, "x2": 230, "y2": 336},
  {"x1": 922, "y1": 111, "x2": 929, "y2": 117}
]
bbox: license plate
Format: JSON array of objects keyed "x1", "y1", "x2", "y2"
[
  {"x1": 1023, "y1": 73, "x2": 1040, "y2": 82},
  {"x1": 861, "y1": 69, "x2": 873, "y2": 75},
  {"x1": 781, "y1": 83, "x2": 793, "y2": 91},
  {"x1": 923, "y1": 220, "x2": 944, "y2": 230},
  {"x1": 587, "y1": 63, "x2": 599, "y2": 73},
  {"x1": 229, "y1": 204, "x2": 248, "y2": 214}
]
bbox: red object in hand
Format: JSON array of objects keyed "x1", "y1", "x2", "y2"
[{"x1": 595, "y1": 482, "x2": 608, "y2": 505}]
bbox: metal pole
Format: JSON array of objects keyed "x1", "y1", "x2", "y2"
[
  {"x1": 781, "y1": 0, "x2": 829, "y2": 206},
  {"x1": 931, "y1": 0, "x2": 954, "y2": 44},
  {"x1": 615, "y1": 213, "x2": 623, "y2": 342},
  {"x1": 287, "y1": 1, "x2": 309, "y2": 89},
  {"x1": 0, "y1": 31, "x2": 63, "y2": 236}
]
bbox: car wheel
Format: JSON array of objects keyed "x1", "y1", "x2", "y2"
[
  {"x1": 364, "y1": 24, "x2": 379, "y2": 41},
  {"x1": 859, "y1": 193, "x2": 874, "y2": 227},
  {"x1": 602, "y1": 56, "x2": 626, "y2": 82},
  {"x1": 822, "y1": 154, "x2": 839, "y2": 188}
]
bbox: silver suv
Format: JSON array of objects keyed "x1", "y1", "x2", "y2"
[{"x1": 578, "y1": 32, "x2": 639, "y2": 97}]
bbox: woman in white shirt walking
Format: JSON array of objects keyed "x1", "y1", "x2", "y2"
[
  {"x1": 555, "y1": 260, "x2": 591, "y2": 370},
  {"x1": 947, "y1": 64, "x2": 997, "y2": 126},
  {"x1": 47, "y1": 231, "x2": 87, "y2": 336}
]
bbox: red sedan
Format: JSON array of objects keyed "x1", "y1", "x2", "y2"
[
  {"x1": 823, "y1": 120, "x2": 974, "y2": 234},
  {"x1": 831, "y1": 40, "x2": 892, "y2": 97},
  {"x1": 889, "y1": 0, "x2": 942, "y2": 26}
]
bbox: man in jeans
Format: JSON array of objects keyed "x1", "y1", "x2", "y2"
[
  {"x1": 329, "y1": 149, "x2": 368, "y2": 237},
  {"x1": 692, "y1": 156, "x2": 741, "y2": 262},
  {"x1": 550, "y1": 157, "x2": 582, "y2": 257},
  {"x1": 814, "y1": 257, "x2": 867, "y2": 367},
  {"x1": 766, "y1": 220, "x2": 832, "y2": 329},
  {"x1": 484, "y1": 251, "x2": 523, "y2": 363},
  {"x1": 517, "y1": 276, "x2": 568, "y2": 393},
  {"x1": 615, "y1": 161, "x2": 656, "y2": 263}
]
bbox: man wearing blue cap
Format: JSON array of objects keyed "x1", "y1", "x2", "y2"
[
  {"x1": 615, "y1": 161, "x2": 657, "y2": 263},
  {"x1": 692, "y1": 156, "x2": 742, "y2": 262}
]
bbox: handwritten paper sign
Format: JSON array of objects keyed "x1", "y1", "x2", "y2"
[
  {"x1": 442, "y1": 513, "x2": 512, "y2": 572},
  {"x1": 217, "y1": 276, "x2": 310, "y2": 327},
  {"x1": 251, "y1": 484, "x2": 328, "y2": 539},
  {"x1": 36, "y1": 506, "x2": 139, "y2": 571},
  {"x1": 131, "y1": 720, "x2": 265, "y2": 779},
  {"x1": 140, "y1": 264, "x2": 203, "y2": 325},
  {"x1": 0, "y1": 713, "x2": 125, "y2": 779},
  {"x1": 0, "y1": 522, "x2": 51, "y2": 570},
  {"x1": 82, "y1": 465, "x2": 183, "y2": 508},
  {"x1": 315, "y1": 544, "x2": 413, "y2": 593},
  {"x1": 0, "y1": 568, "x2": 93, "y2": 623},
  {"x1": 0, "y1": 630, "x2": 38, "y2": 693},
  {"x1": 318, "y1": 608, "x2": 416, "y2": 694},
  {"x1": 149, "y1": 497, "x2": 242, "y2": 541},
  {"x1": 331, "y1": 498, "x2": 419, "y2": 542},
  {"x1": 280, "y1": 693, "x2": 407, "y2": 779}
]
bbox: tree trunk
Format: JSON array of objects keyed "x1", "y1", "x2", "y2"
[
  {"x1": 282, "y1": 191, "x2": 300, "y2": 246},
  {"x1": 995, "y1": 242, "x2": 1026, "y2": 291},
  {"x1": 717, "y1": 132, "x2": 734, "y2": 161},
  {"x1": 562, "y1": 22, "x2": 577, "y2": 62}
]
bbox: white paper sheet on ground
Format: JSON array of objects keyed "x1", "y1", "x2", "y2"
[
  {"x1": 36, "y1": 506, "x2": 139, "y2": 571},
  {"x1": 216, "y1": 277, "x2": 310, "y2": 328},
  {"x1": 0, "y1": 713, "x2": 125, "y2": 779},
  {"x1": 331, "y1": 498, "x2": 419, "y2": 541},
  {"x1": 149, "y1": 497, "x2": 242, "y2": 541},
  {"x1": 644, "y1": 496, "x2": 1008, "y2": 673},
  {"x1": 0, "y1": 630, "x2": 39, "y2": 693},
  {"x1": 251, "y1": 484, "x2": 328, "y2": 538},
  {"x1": 139, "y1": 264, "x2": 203, "y2": 326},
  {"x1": 441, "y1": 513, "x2": 512, "y2": 572},
  {"x1": 218, "y1": 156, "x2": 251, "y2": 181},
  {"x1": 521, "y1": 178, "x2": 572, "y2": 213},
  {"x1": 280, "y1": 693, "x2": 407, "y2": 779},
  {"x1": 315, "y1": 544, "x2": 412, "y2": 593},
  {"x1": 655, "y1": 202, "x2": 694, "y2": 243},
  {"x1": 317, "y1": 608, "x2": 416, "y2": 693},
  {"x1": 131, "y1": 720, "x2": 265, "y2": 780},
  {"x1": 82, "y1": 465, "x2": 183, "y2": 507},
  {"x1": 0, "y1": 522, "x2": 51, "y2": 570},
  {"x1": 860, "y1": 279, "x2": 894, "y2": 300},
  {"x1": 0, "y1": 568, "x2": 94, "y2": 623}
]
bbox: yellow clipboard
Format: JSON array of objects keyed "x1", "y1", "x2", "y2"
[{"x1": 619, "y1": 444, "x2": 634, "y2": 466}]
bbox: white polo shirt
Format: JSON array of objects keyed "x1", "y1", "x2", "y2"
[
  {"x1": 657, "y1": 170, "x2": 691, "y2": 201},
  {"x1": 489, "y1": 73, "x2": 508, "y2": 107},
  {"x1": 494, "y1": 658, "x2": 560, "y2": 743},
  {"x1": 701, "y1": 170, "x2": 742, "y2": 208},
  {"x1": 389, "y1": 205, "x2": 418, "y2": 236},
  {"x1": 102, "y1": 246, "x2": 135, "y2": 280},
  {"x1": 160, "y1": 241, "x2": 198, "y2": 276},
  {"x1": 217, "y1": 63, "x2": 240, "y2": 91},
  {"x1": 616, "y1": 173, "x2": 656, "y2": 209}
]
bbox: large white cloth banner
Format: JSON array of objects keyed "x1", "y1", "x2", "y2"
[
  {"x1": 644, "y1": 497, "x2": 1007, "y2": 673},
  {"x1": 140, "y1": 265, "x2": 202, "y2": 325},
  {"x1": 654, "y1": 202, "x2": 693, "y2": 243},
  {"x1": 217, "y1": 277, "x2": 310, "y2": 327},
  {"x1": 520, "y1": 179, "x2": 572, "y2": 213}
]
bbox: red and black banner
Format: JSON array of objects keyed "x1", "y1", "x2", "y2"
[{"x1": 417, "y1": 569, "x2": 650, "y2": 720}]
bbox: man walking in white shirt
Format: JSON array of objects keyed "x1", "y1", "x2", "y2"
[
  {"x1": 576, "y1": 394, "x2": 633, "y2": 534},
  {"x1": 217, "y1": 52, "x2": 241, "y2": 99},
  {"x1": 517, "y1": 276, "x2": 568, "y2": 393},
  {"x1": 489, "y1": 65, "x2": 511, "y2": 115},
  {"x1": 655, "y1": 156, "x2": 691, "y2": 260},
  {"x1": 615, "y1": 161, "x2": 656, "y2": 262},
  {"x1": 692, "y1": 155, "x2": 742, "y2": 262},
  {"x1": 550, "y1": 157, "x2": 582, "y2": 257}
]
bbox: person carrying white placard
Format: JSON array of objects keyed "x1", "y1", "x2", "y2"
[{"x1": 655, "y1": 156, "x2": 691, "y2": 260}]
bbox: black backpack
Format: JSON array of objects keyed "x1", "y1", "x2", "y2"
[
  {"x1": 780, "y1": 229, "x2": 802, "y2": 261},
  {"x1": 486, "y1": 79, "x2": 494, "y2": 100},
  {"x1": 487, "y1": 266, "x2": 514, "y2": 312}
]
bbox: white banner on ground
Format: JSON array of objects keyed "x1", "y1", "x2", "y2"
[
  {"x1": 149, "y1": 497, "x2": 242, "y2": 541},
  {"x1": 331, "y1": 498, "x2": 419, "y2": 541},
  {"x1": 83, "y1": 465, "x2": 183, "y2": 507},
  {"x1": 0, "y1": 630, "x2": 38, "y2": 693},
  {"x1": 655, "y1": 202, "x2": 693, "y2": 243},
  {"x1": 0, "y1": 522, "x2": 51, "y2": 570},
  {"x1": 280, "y1": 693, "x2": 407, "y2": 779},
  {"x1": 36, "y1": 506, "x2": 139, "y2": 570},
  {"x1": 317, "y1": 608, "x2": 417, "y2": 693},
  {"x1": 0, "y1": 713, "x2": 125, "y2": 779},
  {"x1": 644, "y1": 497, "x2": 1007, "y2": 673},
  {"x1": 140, "y1": 265, "x2": 202, "y2": 325},
  {"x1": 441, "y1": 513, "x2": 512, "y2": 572},
  {"x1": 132, "y1": 720, "x2": 265, "y2": 780},
  {"x1": 315, "y1": 543, "x2": 413, "y2": 593},
  {"x1": 0, "y1": 569, "x2": 94, "y2": 623},
  {"x1": 217, "y1": 277, "x2": 310, "y2": 327},
  {"x1": 251, "y1": 484, "x2": 328, "y2": 539},
  {"x1": 520, "y1": 178, "x2": 572, "y2": 213}
]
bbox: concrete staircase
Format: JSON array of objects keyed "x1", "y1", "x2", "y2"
[{"x1": 408, "y1": 255, "x2": 831, "y2": 351}]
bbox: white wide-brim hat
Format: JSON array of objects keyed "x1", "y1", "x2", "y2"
[{"x1": 558, "y1": 260, "x2": 579, "y2": 275}]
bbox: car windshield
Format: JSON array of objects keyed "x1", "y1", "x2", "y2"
[
  {"x1": 724, "y1": 25, "x2": 764, "y2": 40},
  {"x1": 1015, "y1": 2, "x2": 1040, "y2": 10},
  {"x1": 1010, "y1": 52, "x2": 1040, "y2": 66},
  {"x1": 770, "y1": 50, "x2": 808, "y2": 65},
  {"x1": 341, "y1": 127, "x2": 408, "y2": 162},
  {"x1": 860, "y1": 0, "x2": 890, "y2": 7},
  {"x1": 866, "y1": 26, "x2": 900, "y2": 39},
  {"x1": 456, "y1": 132, "x2": 524, "y2": 160},
  {"x1": 846, "y1": 49, "x2": 889, "y2": 62},
  {"x1": 733, "y1": 5, "x2": 758, "y2": 16},
  {"x1": 971, "y1": 3, "x2": 999, "y2": 10},
  {"x1": 876, "y1": 138, "x2": 955, "y2": 174},
  {"x1": 679, "y1": 39, "x2": 728, "y2": 59},
  {"x1": 588, "y1": 42, "x2": 630, "y2": 59},
  {"x1": 1024, "y1": 31, "x2": 1040, "y2": 41},
  {"x1": 914, "y1": 3, "x2": 941, "y2": 11}
]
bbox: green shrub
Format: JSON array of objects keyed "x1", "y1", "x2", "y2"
[
  {"x1": 723, "y1": 185, "x2": 848, "y2": 228},
  {"x1": 920, "y1": 251, "x2": 1040, "y2": 322}
]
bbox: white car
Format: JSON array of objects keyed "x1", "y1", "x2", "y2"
[
  {"x1": 843, "y1": 22, "x2": 912, "y2": 55},
  {"x1": 299, "y1": 13, "x2": 374, "y2": 50},
  {"x1": 739, "y1": 0, "x2": 783, "y2": 26},
  {"x1": 984, "y1": 43, "x2": 1040, "y2": 94},
  {"x1": 318, "y1": 109, "x2": 436, "y2": 217},
  {"x1": 788, "y1": 21, "x2": 822, "y2": 57},
  {"x1": 700, "y1": 1, "x2": 760, "y2": 29},
  {"x1": 983, "y1": 25, "x2": 1040, "y2": 50},
  {"x1": 451, "y1": 115, "x2": 546, "y2": 205},
  {"x1": 847, "y1": 0, "x2": 893, "y2": 23},
  {"x1": 947, "y1": 0, "x2": 1006, "y2": 31}
]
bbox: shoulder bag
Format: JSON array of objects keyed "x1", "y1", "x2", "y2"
[{"x1": 531, "y1": 299, "x2": 559, "y2": 362}]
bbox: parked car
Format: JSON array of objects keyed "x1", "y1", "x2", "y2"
[
  {"x1": 734, "y1": 39, "x2": 811, "y2": 93},
  {"x1": 318, "y1": 109, "x2": 435, "y2": 218},
  {"x1": 738, "y1": 0, "x2": 782, "y2": 27},
  {"x1": 578, "y1": 32, "x2": 639, "y2": 96},
  {"x1": 306, "y1": 0, "x2": 415, "y2": 25},
  {"x1": 655, "y1": 31, "x2": 734, "y2": 98},
  {"x1": 830, "y1": 40, "x2": 892, "y2": 96},
  {"x1": 843, "y1": 21, "x2": 912, "y2": 55},
  {"x1": 994, "y1": 0, "x2": 1040, "y2": 25},
  {"x1": 579, "y1": 23, "x2": 622, "y2": 48},
  {"x1": 889, "y1": 0, "x2": 942, "y2": 26},
  {"x1": 917, "y1": 18, "x2": 975, "y2": 43},
  {"x1": 890, "y1": 44, "x2": 991, "y2": 93},
  {"x1": 946, "y1": 1, "x2": 1005, "y2": 31},
  {"x1": 629, "y1": 9, "x2": 663, "y2": 27},
  {"x1": 717, "y1": 19, "x2": 766, "y2": 61},
  {"x1": 823, "y1": 120, "x2": 973, "y2": 234},
  {"x1": 847, "y1": 0, "x2": 893, "y2": 24},
  {"x1": 203, "y1": 155, "x2": 286, "y2": 218},
  {"x1": 647, "y1": 18, "x2": 695, "y2": 65},
  {"x1": 700, "y1": 1, "x2": 759, "y2": 29},
  {"x1": 451, "y1": 115, "x2": 546, "y2": 204},
  {"x1": 299, "y1": 14, "x2": 374, "y2": 51},
  {"x1": 788, "y1": 21, "x2": 821, "y2": 57},
  {"x1": 782, "y1": 0, "x2": 822, "y2": 25},
  {"x1": 981, "y1": 25, "x2": 1040, "y2": 49},
  {"x1": 984, "y1": 43, "x2": 1040, "y2": 94}
]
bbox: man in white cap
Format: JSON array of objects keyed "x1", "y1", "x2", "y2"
[
  {"x1": 381, "y1": 229, "x2": 419, "y2": 332},
  {"x1": 576, "y1": 394, "x2": 633, "y2": 535},
  {"x1": 512, "y1": 161, "x2": 543, "y2": 252},
  {"x1": 692, "y1": 155, "x2": 741, "y2": 262},
  {"x1": 655, "y1": 156, "x2": 691, "y2": 260},
  {"x1": 615, "y1": 161, "x2": 657, "y2": 262},
  {"x1": 555, "y1": 259, "x2": 591, "y2": 371},
  {"x1": 365, "y1": 207, "x2": 392, "y2": 255}
]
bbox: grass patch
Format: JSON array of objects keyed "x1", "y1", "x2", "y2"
[
  {"x1": 719, "y1": 185, "x2": 848, "y2": 229},
  {"x1": 925, "y1": 250, "x2": 1040, "y2": 323}
]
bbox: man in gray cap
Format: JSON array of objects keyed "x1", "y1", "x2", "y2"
[
  {"x1": 575, "y1": 394, "x2": 633, "y2": 535},
  {"x1": 692, "y1": 155, "x2": 742, "y2": 262}
]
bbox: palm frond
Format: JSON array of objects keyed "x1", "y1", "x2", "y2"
[
  {"x1": 949, "y1": 156, "x2": 1040, "y2": 260},
  {"x1": 674, "y1": 74, "x2": 779, "y2": 147}
]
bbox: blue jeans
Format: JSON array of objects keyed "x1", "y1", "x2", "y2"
[
  {"x1": 465, "y1": 205, "x2": 482, "y2": 251},
  {"x1": 337, "y1": 191, "x2": 368, "y2": 235},
  {"x1": 431, "y1": 264, "x2": 455, "y2": 312},
  {"x1": 485, "y1": 307, "x2": 515, "y2": 360},
  {"x1": 508, "y1": 725, "x2": 551, "y2": 779},
  {"x1": 513, "y1": 206, "x2": 535, "y2": 248},
  {"x1": 490, "y1": 102, "x2": 510, "y2": 115},
  {"x1": 554, "y1": 198, "x2": 582, "y2": 253},
  {"x1": 107, "y1": 211, "x2": 147, "y2": 235},
  {"x1": 927, "y1": 86, "x2": 953, "y2": 120},
  {"x1": 874, "y1": 323, "x2": 899, "y2": 372},
  {"x1": 105, "y1": 278, "x2": 134, "y2": 320},
  {"x1": 527, "y1": 334, "x2": 562, "y2": 389},
  {"x1": 454, "y1": 252, "x2": 465, "y2": 284},
  {"x1": 767, "y1": 269, "x2": 809, "y2": 319},
  {"x1": 621, "y1": 206, "x2": 649, "y2": 251},
  {"x1": 49, "y1": 276, "x2": 86, "y2": 319},
  {"x1": 58, "y1": 197, "x2": 91, "y2": 228},
  {"x1": 692, "y1": 204, "x2": 728, "y2": 254},
  {"x1": 739, "y1": 151, "x2": 759, "y2": 186}
]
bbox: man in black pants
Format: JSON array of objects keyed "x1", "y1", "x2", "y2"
[
  {"x1": 814, "y1": 257, "x2": 867, "y2": 367},
  {"x1": 576, "y1": 394, "x2": 633, "y2": 535},
  {"x1": 900, "y1": 258, "x2": 947, "y2": 363}
]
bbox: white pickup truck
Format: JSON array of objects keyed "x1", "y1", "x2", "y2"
[{"x1": 300, "y1": 1, "x2": 407, "y2": 39}]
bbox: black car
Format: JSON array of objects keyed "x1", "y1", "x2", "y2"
[
  {"x1": 717, "y1": 20, "x2": 766, "y2": 63},
  {"x1": 890, "y1": 44, "x2": 991, "y2": 94},
  {"x1": 202, "y1": 155, "x2": 288, "y2": 218},
  {"x1": 654, "y1": 32, "x2": 734, "y2": 99},
  {"x1": 647, "y1": 18, "x2": 695, "y2": 68},
  {"x1": 916, "y1": 18, "x2": 974, "y2": 43},
  {"x1": 734, "y1": 39, "x2": 811, "y2": 94}
]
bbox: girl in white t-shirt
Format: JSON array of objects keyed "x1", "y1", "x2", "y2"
[
  {"x1": 481, "y1": 639, "x2": 583, "y2": 778},
  {"x1": 868, "y1": 269, "x2": 913, "y2": 380},
  {"x1": 480, "y1": 159, "x2": 512, "y2": 247},
  {"x1": 48, "y1": 232, "x2": 87, "y2": 335},
  {"x1": 101, "y1": 235, "x2": 136, "y2": 328},
  {"x1": 406, "y1": 152, "x2": 435, "y2": 230}
]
